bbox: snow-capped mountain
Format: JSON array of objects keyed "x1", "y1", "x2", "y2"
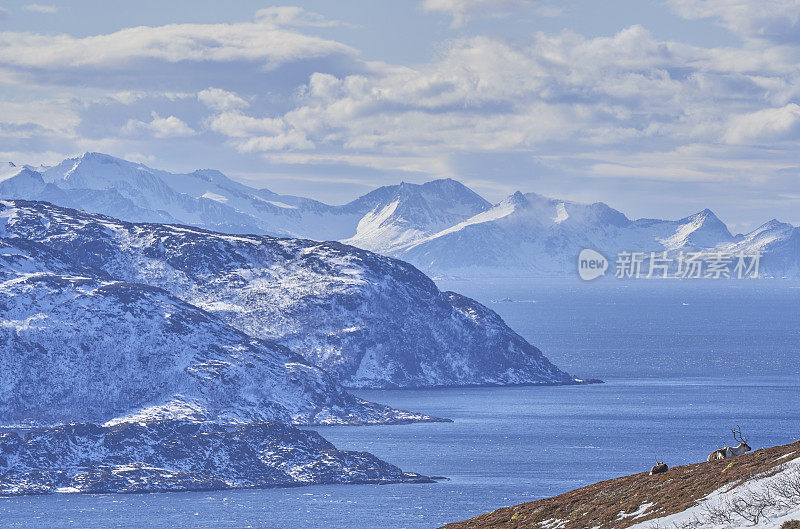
[
  {"x1": 394, "y1": 193, "x2": 740, "y2": 277},
  {"x1": 340, "y1": 179, "x2": 491, "y2": 252},
  {"x1": 0, "y1": 153, "x2": 490, "y2": 249},
  {"x1": 3, "y1": 152, "x2": 795, "y2": 278},
  {"x1": 0, "y1": 202, "x2": 456, "y2": 496},
  {"x1": 718, "y1": 219, "x2": 800, "y2": 277},
  {"x1": 398, "y1": 193, "x2": 800, "y2": 279},
  {"x1": 1, "y1": 200, "x2": 579, "y2": 389},
  {"x1": 0, "y1": 420, "x2": 431, "y2": 495},
  {"x1": 0, "y1": 153, "x2": 486, "y2": 246}
]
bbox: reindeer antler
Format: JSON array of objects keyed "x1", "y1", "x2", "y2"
[{"x1": 732, "y1": 425, "x2": 747, "y2": 444}]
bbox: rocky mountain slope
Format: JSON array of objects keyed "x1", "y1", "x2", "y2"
[
  {"x1": 0, "y1": 420, "x2": 432, "y2": 495},
  {"x1": 0, "y1": 199, "x2": 579, "y2": 389},
  {"x1": 3, "y1": 152, "x2": 796, "y2": 278},
  {"x1": 441, "y1": 439, "x2": 800, "y2": 529},
  {"x1": 0, "y1": 203, "x2": 455, "y2": 495},
  {"x1": 0, "y1": 266, "x2": 434, "y2": 427}
]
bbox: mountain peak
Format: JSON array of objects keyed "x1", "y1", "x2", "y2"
[
  {"x1": 742, "y1": 218, "x2": 795, "y2": 243},
  {"x1": 688, "y1": 208, "x2": 720, "y2": 221},
  {"x1": 758, "y1": 218, "x2": 790, "y2": 230},
  {"x1": 504, "y1": 191, "x2": 529, "y2": 207},
  {"x1": 679, "y1": 208, "x2": 727, "y2": 228},
  {"x1": 1, "y1": 162, "x2": 25, "y2": 183},
  {"x1": 190, "y1": 169, "x2": 228, "y2": 183},
  {"x1": 80, "y1": 151, "x2": 121, "y2": 164},
  {"x1": 0, "y1": 167, "x2": 45, "y2": 189}
]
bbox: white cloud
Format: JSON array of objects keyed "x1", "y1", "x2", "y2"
[
  {"x1": 668, "y1": 0, "x2": 800, "y2": 43},
  {"x1": 206, "y1": 112, "x2": 312, "y2": 150},
  {"x1": 216, "y1": 27, "x2": 686, "y2": 154},
  {"x1": 5, "y1": 6, "x2": 800, "y2": 203},
  {"x1": 0, "y1": 21, "x2": 355, "y2": 70},
  {"x1": 237, "y1": 132, "x2": 314, "y2": 151},
  {"x1": 23, "y1": 4, "x2": 58, "y2": 14},
  {"x1": 254, "y1": 7, "x2": 346, "y2": 28},
  {"x1": 724, "y1": 103, "x2": 800, "y2": 144},
  {"x1": 421, "y1": 0, "x2": 557, "y2": 27},
  {"x1": 206, "y1": 112, "x2": 284, "y2": 138},
  {"x1": 581, "y1": 144, "x2": 798, "y2": 183},
  {"x1": 196, "y1": 22, "x2": 800, "y2": 189},
  {"x1": 0, "y1": 98, "x2": 79, "y2": 137},
  {"x1": 96, "y1": 91, "x2": 193, "y2": 106},
  {"x1": 197, "y1": 88, "x2": 249, "y2": 111},
  {"x1": 0, "y1": 150, "x2": 68, "y2": 166},
  {"x1": 125, "y1": 112, "x2": 196, "y2": 138}
]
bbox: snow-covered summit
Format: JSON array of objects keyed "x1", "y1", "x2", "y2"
[
  {"x1": 3, "y1": 152, "x2": 797, "y2": 278},
  {"x1": 341, "y1": 178, "x2": 491, "y2": 252},
  {"x1": 657, "y1": 208, "x2": 733, "y2": 250}
]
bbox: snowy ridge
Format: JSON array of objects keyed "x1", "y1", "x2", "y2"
[
  {"x1": 0, "y1": 266, "x2": 437, "y2": 427},
  {"x1": 4, "y1": 152, "x2": 793, "y2": 278},
  {"x1": 0, "y1": 199, "x2": 580, "y2": 390},
  {"x1": 341, "y1": 179, "x2": 491, "y2": 252},
  {"x1": 395, "y1": 193, "x2": 742, "y2": 278},
  {"x1": 0, "y1": 153, "x2": 487, "y2": 245},
  {"x1": 0, "y1": 420, "x2": 432, "y2": 495}
]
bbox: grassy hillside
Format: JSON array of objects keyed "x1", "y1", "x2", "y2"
[{"x1": 442, "y1": 439, "x2": 800, "y2": 529}]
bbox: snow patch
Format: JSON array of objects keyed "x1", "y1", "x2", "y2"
[
  {"x1": 554, "y1": 202, "x2": 569, "y2": 223},
  {"x1": 267, "y1": 201, "x2": 298, "y2": 209},
  {"x1": 201, "y1": 191, "x2": 229, "y2": 203},
  {"x1": 618, "y1": 502, "x2": 654, "y2": 520}
]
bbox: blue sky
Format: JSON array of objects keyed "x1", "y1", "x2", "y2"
[{"x1": 1, "y1": 0, "x2": 799, "y2": 232}]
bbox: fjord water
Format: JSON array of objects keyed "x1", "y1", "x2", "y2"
[{"x1": 2, "y1": 280, "x2": 798, "y2": 529}]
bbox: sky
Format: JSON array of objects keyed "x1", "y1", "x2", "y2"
[{"x1": 1, "y1": 0, "x2": 799, "y2": 232}]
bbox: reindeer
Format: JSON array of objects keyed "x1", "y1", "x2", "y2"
[
  {"x1": 649, "y1": 457, "x2": 668, "y2": 475},
  {"x1": 707, "y1": 426, "x2": 751, "y2": 462}
]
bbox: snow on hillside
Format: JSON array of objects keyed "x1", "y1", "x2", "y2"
[
  {"x1": 0, "y1": 263, "x2": 437, "y2": 426},
  {"x1": 0, "y1": 420, "x2": 432, "y2": 495},
  {"x1": 628, "y1": 457, "x2": 800, "y2": 528},
  {"x1": 341, "y1": 179, "x2": 491, "y2": 253},
  {"x1": 0, "y1": 153, "x2": 486, "y2": 246},
  {"x1": 0, "y1": 199, "x2": 580, "y2": 389},
  {"x1": 719, "y1": 220, "x2": 800, "y2": 278},
  {"x1": 0, "y1": 163, "x2": 20, "y2": 182},
  {"x1": 396, "y1": 192, "x2": 754, "y2": 278}
]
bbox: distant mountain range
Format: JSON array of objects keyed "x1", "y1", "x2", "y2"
[{"x1": 2, "y1": 153, "x2": 797, "y2": 278}]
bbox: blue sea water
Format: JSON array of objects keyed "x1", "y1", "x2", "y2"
[
  {"x1": 437, "y1": 278, "x2": 800, "y2": 380},
  {"x1": 1, "y1": 280, "x2": 798, "y2": 529}
]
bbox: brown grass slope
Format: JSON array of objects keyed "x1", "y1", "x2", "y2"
[{"x1": 442, "y1": 440, "x2": 800, "y2": 529}]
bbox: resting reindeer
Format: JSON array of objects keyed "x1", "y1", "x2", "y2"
[
  {"x1": 649, "y1": 457, "x2": 668, "y2": 475},
  {"x1": 707, "y1": 426, "x2": 751, "y2": 462}
]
